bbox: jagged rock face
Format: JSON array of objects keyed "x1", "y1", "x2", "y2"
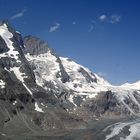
[
  {"x1": 77, "y1": 89, "x2": 140, "y2": 121},
  {"x1": 24, "y1": 35, "x2": 50, "y2": 55},
  {"x1": 82, "y1": 91, "x2": 121, "y2": 118},
  {"x1": 81, "y1": 91, "x2": 132, "y2": 118},
  {"x1": 78, "y1": 67, "x2": 97, "y2": 83},
  {"x1": 0, "y1": 36, "x2": 9, "y2": 53}
]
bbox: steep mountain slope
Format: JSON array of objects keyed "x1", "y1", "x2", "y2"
[{"x1": 0, "y1": 21, "x2": 86, "y2": 139}]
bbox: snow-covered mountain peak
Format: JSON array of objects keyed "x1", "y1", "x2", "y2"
[{"x1": 120, "y1": 80, "x2": 140, "y2": 90}]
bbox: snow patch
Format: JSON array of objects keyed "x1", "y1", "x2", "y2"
[
  {"x1": 23, "y1": 83, "x2": 33, "y2": 95},
  {"x1": 0, "y1": 132, "x2": 6, "y2": 136},
  {"x1": 0, "y1": 79, "x2": 5, "y2": 88},
  {"x1": 69, "y1": 95, "x2": 77, "y2": 107},
  {"x1": 35, "y1": 102, "x2": 44, "y2": 112},
  {"x1": 10, "y1": 66, "x2": 32, "y2": 95},
  {"x1": 13, "y1": 100, "x2": 17, "y2": 105},
  {"x1": 10, "y1": 67, "x2": 25, "y2": 82}
]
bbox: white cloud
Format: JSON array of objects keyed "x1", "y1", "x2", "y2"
[
  {"x1": 110, "y1": 14, "x2": 121, "y2": 23},
  {"x1": 72, "y1": 21, "x2": 76, "y2": 25},
  {"x1": 98, "y1": 72, "x2": 107, "y2": 78},
  {"x1": 99, "y1": 14, "x2": 107, "y2": 22},
  {"x1": 88, "y1": 25, "x2": 94, "y2": 32},
  {"x1": 49, "y1": 23, "x2": 60, "y2": 33},
  {"x1": 11, "y1": 9, "x2": 27, "y2": 20},
  {"x1": 98, "y1": 14, "x2": 121, "y2": 23}
]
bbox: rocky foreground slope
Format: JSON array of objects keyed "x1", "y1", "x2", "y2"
[{"x1": 0, "y1": 21, "x2": 140, "y2": 140}]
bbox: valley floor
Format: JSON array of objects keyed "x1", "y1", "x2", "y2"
[{"x1": 0, "y1": 117, "x2": 139, "y2": 140}]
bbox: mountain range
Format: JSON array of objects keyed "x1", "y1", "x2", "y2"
[{"x1": 0, "y1": 21, "x2": 140, "y2": 140}]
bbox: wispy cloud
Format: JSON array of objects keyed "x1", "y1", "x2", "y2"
[
  {"x1": 49, "y1": 23, "x2": 60, "y2": 33},
  {"x1": 88, "y1": 25, "x2": 94, "y2": 32},
  {"x1": 98, "y1": 14, "x2": 121, "y2": 23},
  {"x1": 98, "y1": 72, "x2": 107, "y2": 78},
  {"x1": 99, "y1": 14, "x2": 107, "y2": 22},
  {"x1": 11, "y1": 8, "x2": 27, "y2": 20},
  {"x1": 110, "y1": 14, "x2": 121, "y2": 23}
]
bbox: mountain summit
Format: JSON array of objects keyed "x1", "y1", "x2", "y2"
[
  {"x1": 24, "y1": 35, "x2": 140, "y2": 117},
  {"x1": 0, "y1": 21, "x2": 140, "y2": 140}
]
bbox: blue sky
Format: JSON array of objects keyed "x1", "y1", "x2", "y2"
[{"x1": 0, "y1": 0, "x2": 140, "y2": 85}]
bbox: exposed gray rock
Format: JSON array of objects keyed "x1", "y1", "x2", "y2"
[
  {"x1": 24, "y1": 35, "x2": 50, "y2": 55},
  {"x1": 78, "y1": 67, "x2": 97, "y2": 83},
  {"x1": 0, "y1": 36, "x2": 9, "y2": 53}
]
